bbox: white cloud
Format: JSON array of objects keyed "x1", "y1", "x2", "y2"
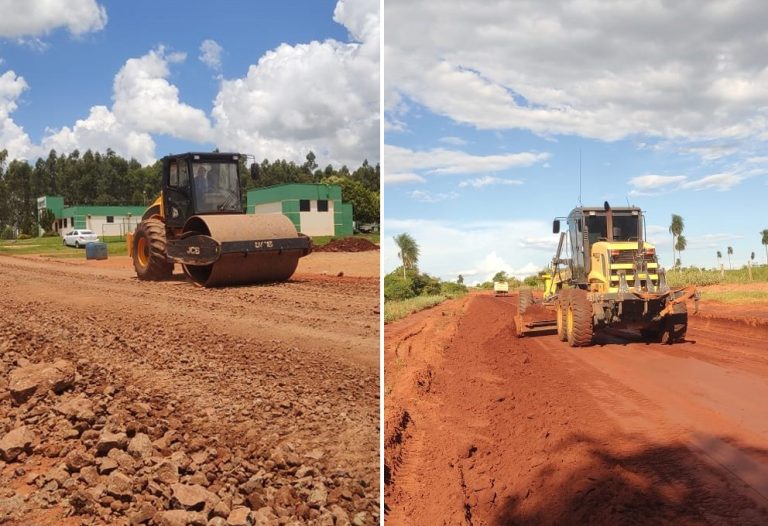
[
  {"x1": 199, "y1": 39, "x2": 223, "y2": 71},
  {"x1": 211, "y1": 0, "x2": 379, "y2": 167},
  {"x1": 407, "y1": 189, "x2": 459, "y2": 203},
  {"x1": 40, "y1": 47, "x2": 210, "y2": 163},
  {"x1": 0, "y1": 0, "x2": 107, "y2": 37},
  {"x1": 385, "y1": 0, "x2": 768, "y2": 155},
  {"x1": 385, "y1": 172, "x2": 426, "y2": 184},
  {"x1": 112, "y1": 47, "x2": 212, "y2": 143},
  {"x1": 0, "y1": 70, "x2": 34, "y2": 160},
  {"x1": 519, "y1": 236, "x2": 559, "y2": 251},
  {"x1": 42, "y1": 106, "x2": 155, "y2": 165},
  {"x1": 439, "y1": 136, "x2": 467, "y2": 146},
  {"x1": 681, "y1": 173, "x2": 745, "y2": 191},
  {"x1": 629, "y1": 174, "x2": 687, "y2": 189},
  {"x1": 458, "y1": 176, "x2": 523, "y2": 188},
  {"x1": 386, "y1": 144, "x2": 548, "y2": 178}
]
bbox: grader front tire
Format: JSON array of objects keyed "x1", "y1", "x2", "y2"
[
  {"x1": 132, "y1": 219, "x2": 173, "y2": 281},
  {"x1": 556, "y1": 289, "x2": 570, "y2": 342},
  {"x1": 567, "y1": 289, "x2": 594, "y2": 347}
]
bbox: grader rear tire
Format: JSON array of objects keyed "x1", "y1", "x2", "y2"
[
  {"x1": 566, "y1": 288, "x2": 594, "y2": 347},
  {"x1": 663, "y1": 301, "x2": 688, "y2": 344},
  {"x1": 518, "y1": 287, "x2": 533, "y2": 315},
  {"x1": 556, "y1": 289, "x2": 570, "y2": 342},
  {"x1": 133, "y1": 218, "x2": 173, "y2": 281}
]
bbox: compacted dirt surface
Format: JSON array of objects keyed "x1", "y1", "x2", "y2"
[
  {"x1": 0, "y1": 252, "x2": 379, "y2": 526},
  {"x1": 384, "y1": 288, "x2": 768, "y2": 525}
]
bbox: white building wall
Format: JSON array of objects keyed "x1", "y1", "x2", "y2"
[
  {"x1": 299, "y1": 200, "x2": 335, "y2": 236},
  {"x1": 253, "y1": 202, "x2": 283, "y2": 214},
  {"x1": 60, "y1": 215, "x2": 141, "y2": 238}
]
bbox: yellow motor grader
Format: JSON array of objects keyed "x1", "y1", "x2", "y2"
[
  {"x1": 127, "y1": 152, "x2": 311, "y2": 287},
  {"x1": 514, "y1": 202, "x2": 697, "y2": 346}
]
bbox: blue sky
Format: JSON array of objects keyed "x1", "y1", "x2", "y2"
[
  {"x1": 383, "y1": 0, "x2": 768, "y2": 282},
  {"x1": 0, "y1": 0, "x2": 379, "y2": 167}
]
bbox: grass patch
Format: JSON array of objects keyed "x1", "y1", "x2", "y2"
[
  {"x1": 700, "y1": 290, "x2": 768, "y2": 303},
  {"x1": 311, "y1": 233, "x2": 379, "y2": 247},
  {"x1": 665, "y1": 265, "x2": 768, "y2": 287},
  {"x1": 384, "y1": 295, "x2": 446, "y2": 323},
  {"x1": 0, "y1": 235, "x2": 129, "y2": 257}
]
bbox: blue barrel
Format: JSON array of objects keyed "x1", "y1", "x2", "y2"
[{"x1": 85, "y1": 242, "x2": 108, "y2": 260}]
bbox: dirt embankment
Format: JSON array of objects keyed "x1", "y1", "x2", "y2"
[
  {"x1": 0, "y1": 253, "x2": 379, "y2": 525},
  {"x1": 384, "y1": 289, "x2": 768, "y2": 525}
]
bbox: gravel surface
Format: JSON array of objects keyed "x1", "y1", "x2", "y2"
[{"x1": 0, "y1": 254, "x2": 379, "y2": 526}]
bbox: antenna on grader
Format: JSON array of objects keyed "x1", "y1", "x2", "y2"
[{"x1": 578, "y1": 149, "x2": 583, "y2": 206}]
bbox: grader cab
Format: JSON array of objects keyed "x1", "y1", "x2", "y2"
[{"x1": 514, "y1": 202, "x2": 697, "y2": 346}]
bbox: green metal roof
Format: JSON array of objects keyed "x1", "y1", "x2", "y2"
[
  {"x1": 62, "y1": 205, "x2": 147, "y2": 217},
  {"x1": 247, "y1": 183, "x2": 343, "y2": 207}
]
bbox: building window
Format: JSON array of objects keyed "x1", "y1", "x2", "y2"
[
  {"x1": 299, "y1": 199, "x2": 310, "y2": 212},
  {"x1": 63, "y1": 218, "x2": 68, "y2": 228},
  {"x1": 106, "y1": 216, "x2": 114, "y2": 223},
  {"x1": 317, "y1": 200, "x2": 329, "y2": 212}
]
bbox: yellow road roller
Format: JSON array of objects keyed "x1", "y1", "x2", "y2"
[{"x1": 127, "y1": 152, "x2": 311, "y2": 287}]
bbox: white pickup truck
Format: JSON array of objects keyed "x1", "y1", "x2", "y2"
[{"x1": 493, "y1": 281, "x2": 509, "y2": 296}]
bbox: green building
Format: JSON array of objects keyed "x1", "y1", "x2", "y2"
[
  {"x1": 246, "y1": 184, "x2": 353, "y2": 237},
  {"x1": 37, "y1": 196, "x2": 146, "y2": 238}
]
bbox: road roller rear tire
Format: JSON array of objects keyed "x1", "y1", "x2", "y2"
[
  {"x1": 567, "y1": 288, "x2": 594, "y2": 347},
  {"x1": 132, "y1": 218, "x2": 173, "y2": 281}
]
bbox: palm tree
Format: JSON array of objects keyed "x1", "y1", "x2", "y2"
[
  {"x1": 727, "y1": 246, "x2": 733, "y2": 270},
  {"x1": 674, "y1": 235, "x2": 687, "y2": 268},
  {"x1": 669, "y1": 214, "x2": 684, "y2": 269},
  {"x1": 394, "y1": 233, "x2": 419, "y2": 279},
  {"x1": 762, "y1": 229, "x2": 768, "y2": 265},
  {"x1": 716, "y1": 250, "x2": 722, "y2": 269}
]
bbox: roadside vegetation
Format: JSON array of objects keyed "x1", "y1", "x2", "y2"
[
  {"x1": 0, "y1": 148, "x2": 379, "y2": 239},
  {"x1": 384, "y1": 233, "x2": 468, "y2": 323},
  {"x1": 0, "y1": 235, "x2": 129, "y2": 257}
]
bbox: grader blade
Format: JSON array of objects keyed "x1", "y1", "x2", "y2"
[
  {"x1": 513, "y1": 288, "x2": 557, "y2": 337},
  {"x1": 514, "y1": 313, "x2": 557, "y2": 337}
]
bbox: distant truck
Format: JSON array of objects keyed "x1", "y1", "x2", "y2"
[{"x1": 494, "y1": 281, "x2": 509, "y2": 296}]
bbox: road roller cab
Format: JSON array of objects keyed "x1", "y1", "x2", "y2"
[{"x1": 127, "y1": 152, "x2": 312, "y2": 287}]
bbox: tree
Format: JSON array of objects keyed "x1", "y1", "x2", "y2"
[
  {"x1": 727, "y1": 246, "x2": 733, "y2": 269},
  {"x1": 323, "y1": 175, "x2": 379, "y2": 224},
  {"x1": 716, "y1": 250, "x2": 722, "y2": 269},
  {"x1": 39, "y1": 208, "x2": 56, "y2": 233},
  {"x1": 492, "y1": 271, "x2": 508, "y2": 282},
  {"x1": 762, "y1": 229, "x2": 768, "y2": 265},
  {"x1": 394, "y1": 233, "x2": 419, "y2": 279},
  {"x1": 457, "y1": 274, "x2": 464, "y2": 284},
  {"x1": 674, "y1": 235, "x2": 687, "y2": 267},
  {"x1": 669, "y1": 214, "x2": 684, "y2": 268}
]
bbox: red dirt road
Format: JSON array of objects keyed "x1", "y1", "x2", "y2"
[{"x1": 384, "y1": 290, "x2": 768, "y2": 525}]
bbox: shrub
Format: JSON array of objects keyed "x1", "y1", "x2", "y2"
[
  {"x1": 440, "y1": 281, "x2": 467, "y2": 297},
  {"x1": 0, "y1": 226, "x2": 14, "y2": 240},
  {"x1": 17, "y1": 233, "x2": 32, "y2": 240},
  {"x1": 384, "y1": 279, "x2": 415, "y2": 301}
]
